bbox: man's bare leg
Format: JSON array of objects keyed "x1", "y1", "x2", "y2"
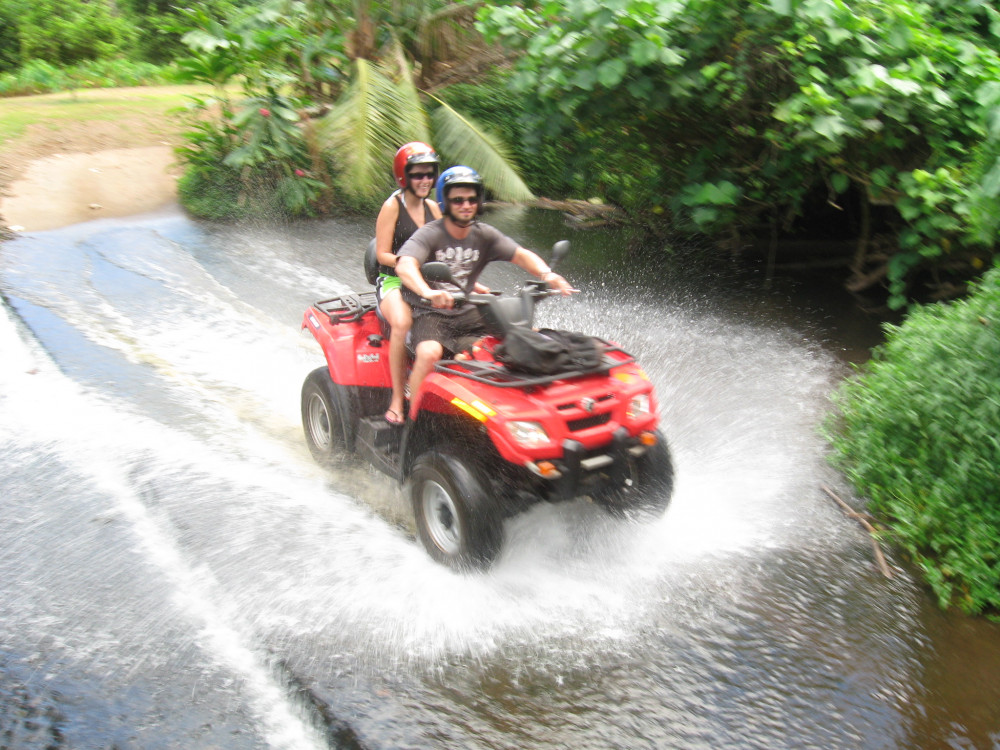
[{"x1": 407, "y1": 339, "x2": 443, "y2": 414}]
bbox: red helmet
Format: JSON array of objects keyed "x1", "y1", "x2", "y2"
[{"x1": 393, "y1": 142, "x2": 440, "y2": 189}]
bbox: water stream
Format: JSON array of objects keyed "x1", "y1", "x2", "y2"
[{"x1": 1, "y1": 205, "x2": 998, "y2": 749}]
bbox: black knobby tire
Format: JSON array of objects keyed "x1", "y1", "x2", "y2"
[
  {"x1": 598, "y1": 431, "x2": 674, "y2": 518},
  {"x1": 409, "y1": 451, "x2": 502, "y2": 571},
  {"x1": 301, "y1": 367, "x2": 352, "y2": 465}
]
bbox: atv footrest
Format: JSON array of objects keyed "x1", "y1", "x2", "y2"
[{"x1": 356, "y1": 416, "x2": 403, "y2": 480}]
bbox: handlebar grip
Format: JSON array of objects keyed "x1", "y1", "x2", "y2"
[{"x1": 419, "y1": 291, "x2": 467, "y2": 306}]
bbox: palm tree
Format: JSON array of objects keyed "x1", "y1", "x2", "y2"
[
  {"x1": 314, "y1": 40, "x2": 533, "y2": 207},
  {"x1": 176, "y1": 0, "x2": 532, "y2": 211},
  {"x1": 309, "y1": 0, "x2": 533, "y2": 207}
]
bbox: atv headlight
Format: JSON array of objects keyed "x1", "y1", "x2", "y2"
[
  {"x1": 627, "y1": 393, "x2": 651, "y2": 419},
  {"x1": 506, "y1": 420, "x2": 550, "y2": 447}
]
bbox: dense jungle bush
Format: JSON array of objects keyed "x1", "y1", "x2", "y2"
[
  {"x1": 175, "y1": 87, "x2": 330, "y2": 221},
  {"x1": 0, "y1": 59, "x2": 175, "y2": 97},
  {"x1": 826, "y1": 264, "x2": 1000, "y2": 617},
  {"x1": 171, "y1": 2, "x2": 534, "y2": 219},
  {"x1": 0, "y1": 0, "x2": 244, "y2": 75},
  {"x1": 437, "y1": 74, "x2": 572, "y2": 199},
  {"x1": 477, "y1": 0, "x2": 1000, "y2": 308}
]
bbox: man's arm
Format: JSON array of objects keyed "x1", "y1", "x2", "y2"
[
  {"x1": 510, "y1": 247, "x2": 574, "y2": 295},
  {"x1": 396, "y1": 256, "x2": 454, "y2": 309}
]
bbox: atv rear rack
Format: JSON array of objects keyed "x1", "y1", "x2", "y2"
[
  {"x1": 436, "y1": 339, "x2": 636, "y2": 388},
  {"x1": 313, "y1": 292, "x2": 378, "y2": 324}
]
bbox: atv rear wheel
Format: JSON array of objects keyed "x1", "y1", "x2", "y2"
[
  {"x1": 410, "y1": 452, "x2": 502, "y2": 571},
  {"x1": 301, "y1": 367, "x2": 349, "y2": 465},
  {"x1": 597, "y1": 431, "x2": 674, "y2": 518}
]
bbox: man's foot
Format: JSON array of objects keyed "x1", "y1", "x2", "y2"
[{"x1": 385, "y1": 408, "x2": 404, "y2": 425}]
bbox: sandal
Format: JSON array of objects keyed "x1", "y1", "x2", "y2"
[{"x1": 385, "y1": 408, "x2": 405, "y2": 425}]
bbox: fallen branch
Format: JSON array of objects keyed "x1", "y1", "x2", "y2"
[{"x1": 821, "y1": 485, "x2": 894, "y2": 578}]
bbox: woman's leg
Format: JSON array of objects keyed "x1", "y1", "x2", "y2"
[{"x1": 379, "y1": 290, "x2": 412, "y2": 423}]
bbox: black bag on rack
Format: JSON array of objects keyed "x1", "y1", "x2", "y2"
[{"x1": 495, "y1": 326, "x2": 602, "y2": 375}]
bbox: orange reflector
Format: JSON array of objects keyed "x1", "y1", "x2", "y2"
[
  {"x1": 470, "y1": 399, "x2": 496, "y2": 417},
  {"x1": 450, "y1": 397, "x2": 488, "y2": 422},
  {"x1": 537, "y1": 461, "x2": 559, "y2": 477},
  {"x1": 639, "y1": 431, "x2": 657, "y2": 446}
]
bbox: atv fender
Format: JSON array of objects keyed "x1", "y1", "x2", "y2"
[{"x1": 302, "y1": 304, "x2": 390, "y2": 387}]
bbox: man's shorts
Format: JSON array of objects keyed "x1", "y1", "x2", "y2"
[
  {"x1": 410, "y1": 306, "x2": 486, "y2": 356},
  {"x1": 375, "y1": 272, "x2": 402, "y2": 305}
]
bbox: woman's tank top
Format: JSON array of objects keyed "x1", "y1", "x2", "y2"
[{"x1": 383, "y1": 191, "x2": 435, "y2": 275}]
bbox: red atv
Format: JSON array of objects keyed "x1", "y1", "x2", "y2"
[{"x1": 301, "y1": 241, "x2": 673, "y2": 570}]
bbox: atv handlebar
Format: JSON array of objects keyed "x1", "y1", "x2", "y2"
[
  {"x1": 420, "y1": 281, "x2": 564, "y2": 309},
  {"x1": 416, "y1": 242, "x2": 574, "y2": 314}
]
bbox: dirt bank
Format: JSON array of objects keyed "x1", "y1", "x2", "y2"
[{"x1": 0, "y1": 86, "x2": 197, "y2": 232}]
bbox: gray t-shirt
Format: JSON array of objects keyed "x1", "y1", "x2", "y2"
[{"x1": 398, "y1": 219, "x2": 519, "y2": 314}]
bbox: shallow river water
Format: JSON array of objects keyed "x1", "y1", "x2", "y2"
[{"x1": 1, "y1": 205, "x2": 998, "y2": 749}]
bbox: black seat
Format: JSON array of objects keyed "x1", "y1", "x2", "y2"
[
  {"x1": 364, "y1": 237, "x2": 415, "y2": 353},
  {"x1": 364, "y1": 238, "x2": 379, "y2": 286}
]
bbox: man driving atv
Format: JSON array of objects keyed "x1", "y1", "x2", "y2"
[{"x1": 395, "y1": 166, "x2": 575, "y2": 404}]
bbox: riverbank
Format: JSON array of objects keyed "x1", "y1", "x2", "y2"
[{"x1": 0, "y1": 85, "x2": 199, "y2": 232}]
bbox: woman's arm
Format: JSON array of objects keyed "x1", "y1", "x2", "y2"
[{"x1": 374, "y1": 196, "x2": 401, "y2": 268}]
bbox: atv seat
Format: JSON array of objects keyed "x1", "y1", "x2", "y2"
[
  {"x1": 363, "y1": 237, "x2": 417, "y2": 355},
  {"x1": 364, "y1": 238, "x2": 379, "y2": 286}
]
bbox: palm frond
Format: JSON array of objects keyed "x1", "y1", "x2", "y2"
[
  {"x1": 314, "y1": 58, "x2": 414, "y2": 201},
  {"x1": 429, "y1": 96, "x2": 534, "y2": 203},
  {"x1": 388, "y1": 37, "x2": 432, "y2": 144}
]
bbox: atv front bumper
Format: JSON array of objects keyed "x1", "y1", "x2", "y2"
[{"x1": 525, "y1": 427, "x2": 652, "y2": 501}]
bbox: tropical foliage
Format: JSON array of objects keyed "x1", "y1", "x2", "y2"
[
  {"x1": 173, "y1": 0, "x2": 533, "y2": 218},
  {"x1": 477, "y1": 0, "x2": 1000, "y2": 308},
  {"x1": 826, "y1": 264, "x2": 1000, "y2": 617},
  {"x1": 0, "y1": 0, "x2": 242, "y2": 73},
  {"x1": 0, "y1": 58, "x2": 173, "y2": 97}
]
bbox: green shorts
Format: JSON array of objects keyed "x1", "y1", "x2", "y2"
[{"x1": 375, "y1": 272, "x2": 402, "y2": 303}]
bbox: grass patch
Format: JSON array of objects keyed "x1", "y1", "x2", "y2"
[{"x1": 0, "y1": 85, "x2": 212, "y2": 147}]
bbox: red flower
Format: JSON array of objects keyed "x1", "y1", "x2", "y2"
[
  {"x1": 295, "y1": 169, "x2": 305, "y2": 177},
  {"x1": 259, "y1": 108, "x2": 271, "y2": 117}
]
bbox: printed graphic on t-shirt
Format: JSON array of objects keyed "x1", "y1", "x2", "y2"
[{"x1": 434, "y1": 244, "x2": 481, "y2": 289}]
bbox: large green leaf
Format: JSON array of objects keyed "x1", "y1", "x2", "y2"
[
  {"x1": 387, "y1": 36, "x2": 431, "y2": 144},
  {"x1": 314, "y1": 58, "x2": 411, "y2": 200},
  {"x1": 428, "y1": 97, "x2": 535, "y2": 203}
]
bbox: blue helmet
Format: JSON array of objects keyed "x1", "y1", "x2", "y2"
[{"x1": 436, "y1": 165, "x2": 484, "y2": 215}]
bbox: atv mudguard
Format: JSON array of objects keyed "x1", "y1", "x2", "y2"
[{"x1": 302, "y1": 295, "x2": 391, "y2": 387}]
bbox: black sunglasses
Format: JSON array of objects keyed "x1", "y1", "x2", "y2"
[
  {"x1": 448, "y1": 196, "x2": 478, "y2": 205},
  {"x1": 408, "y1": 171, "x2": 435, "y2": 180}
]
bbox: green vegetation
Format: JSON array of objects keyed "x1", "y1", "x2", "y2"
[
  {"x1": 0, "y1": 0, "x2": 241, "y2": 74},
  {"x1": 171, "y1": 1, "x2": 532, "y2": 219},
  {"x1": 477, "y1": 0, "x2": 1000, "y2": 308},
  {"x1": 0, "y1": 59, "x2": 175, "y2": 97},
  {"x1": 826, "y1": 264, "x2": 1000, "y2": 617}
]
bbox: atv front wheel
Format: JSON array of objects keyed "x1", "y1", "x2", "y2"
[
  {"x1": 597, "y1": 431, "x2": 674, "y2": 518},
  {"x1": 301, "y1": 367, "x2": 349, "y2": 465},
  {"x1": 409, "y1": 452, "x2": 502, "y2": 571}
]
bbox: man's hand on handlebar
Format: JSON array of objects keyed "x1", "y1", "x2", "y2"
[
  {"x1": 545, "y1": 272, "x2": 575, "y2": 296},
  {"x1": 425, "y1": 289, "x2": 454, "y2": 309}
]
